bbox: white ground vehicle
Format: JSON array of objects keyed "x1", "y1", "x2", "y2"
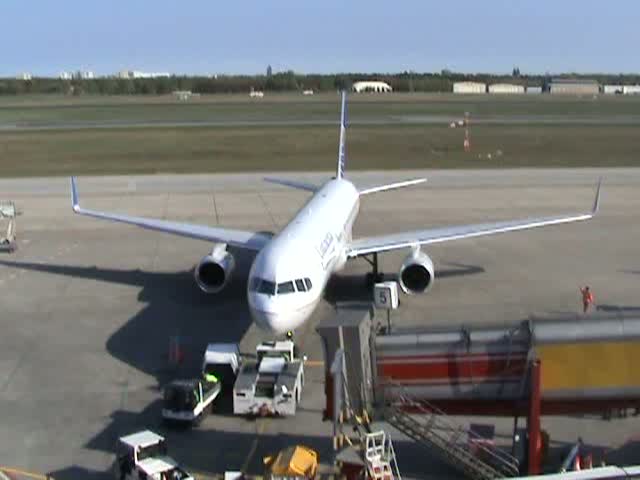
[
  {"x1": 0, "y1": 201, "x2": 16, "y2": 253},
  {"x1": 162, "y1": 378, "x2": 222, "y2": 425},
  {"x1": 233, "y1": 340, "x2": 305, "y2": 416},
  {"x1": 113, "y1": 430, "x2": 193, "y2": 480},
  {"x1": 201, "y1": 343, "x2": 241, "y2": 389}
]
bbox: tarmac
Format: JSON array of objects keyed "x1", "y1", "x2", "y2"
[{"x1": 0, "y1": 168, "x2": 639, "y2": 479}]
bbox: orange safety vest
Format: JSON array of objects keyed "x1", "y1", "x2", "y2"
[{"x1": 582, "y1": 290, "x2": 594, "y2": 303}]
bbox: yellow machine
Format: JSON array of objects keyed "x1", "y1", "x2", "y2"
[{"x1": 264, "y1": 445, "x2": 318, "y2": 480}]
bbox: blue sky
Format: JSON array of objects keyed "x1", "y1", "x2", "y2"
[{"x1": 2, "y1": 0, "x2": 638, "y2": 76}]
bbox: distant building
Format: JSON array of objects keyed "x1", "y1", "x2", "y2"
[
  {"x1": 549, "y1": 79, "x2": 599, "y2": 95},
  {"x1": 623, "y1": 85, "x2": 640, "y2": 95},
  {"x1": 453, "y1": 81, "x2": 486, "y2": 94},
  {"x1": 352, "y1": 81, "x2": 392, "y2": 93},
  {"x1": 73, "y1": 70, "x2": 95, "y2": 80},
  {"x1": 118, "y1": 70, "x2": 170, "y2": 79},
  {"x1": 172, "y1": 90, "x2": 200, "y2": 101},
  {"x1": 59, "y1": 71, "x2": 72, "y2": 80},
  {"x1": 488, "y1": 83, "x2": 524, "y2": 94},
  {"x1": 603, "y1": 85, "x2": 624, "y2": 94},
  {"x1": 16, "y1": 73, "x2": 32, "y2": 81},
  {"x1": 526, "y1": 86, "x2": 542, "y2": 94}
]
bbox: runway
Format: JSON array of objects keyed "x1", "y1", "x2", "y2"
[
  {"x1": 3, "y1": 114, "x2": 640, "y2": 132},
  {"x1": 0, "y1": 169, "x2": 639, "y2": 479}
]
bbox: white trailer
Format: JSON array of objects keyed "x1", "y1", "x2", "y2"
[
  {"x1": 233, "y1": 340, "x2": 305, "y2": 416},
  {"x1": 113, "y1": 430, "x2": 194, "y2": 480}
]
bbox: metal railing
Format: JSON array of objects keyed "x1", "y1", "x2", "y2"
[{"x1": 383, "y1": 385, "x2": 520, "y2": 479}]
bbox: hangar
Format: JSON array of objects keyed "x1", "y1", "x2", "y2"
[
  {"x1": 352, "y1": 81, "x2": 392, "y2": 93},
  {"x1": 488, "y1": 83, "x2": 525, "y2": 94},
  {"x1": 453, "y1": 81, "x2": 486, "y2": 94},
  {"x1": 549, "y1": 78, "x2": 599, "y2": 95}
]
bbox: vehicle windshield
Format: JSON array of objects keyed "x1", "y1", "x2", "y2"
[
  {"x1": 259, "y1": 350, "x2": 291, "y2": 362},
  {"x1": 137, "y1": 440, "x2": 168, "y2": 461},
  {"x1": 164, "y1": 387, "x2": 196, "y2": 411},
  {"x1": 166, "y1": 467, "x2": 191, "y2": 480}
]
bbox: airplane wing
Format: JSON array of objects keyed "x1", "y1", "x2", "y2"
[
  {"x1": 347, "y1": 180, "x2": 601, "y2": 258},
  {"x1": 70, "y1": 177, "x2": 271, "y2": 250}
]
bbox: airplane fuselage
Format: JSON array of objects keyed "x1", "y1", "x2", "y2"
[{"x1": 247, "y1": 178, "x2": 360, "y2": 333}]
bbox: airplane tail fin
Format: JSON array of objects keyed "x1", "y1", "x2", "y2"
[{"x1": 336, "y1": 90, "x2": 348, "y2": 179}]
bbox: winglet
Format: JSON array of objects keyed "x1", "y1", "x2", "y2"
[
  {"x1": 592, "y1": 177, "x2": 602, "y2": 215},
  {"x1": 70, "y1": 176, "x2": 80, "y2": 213}
]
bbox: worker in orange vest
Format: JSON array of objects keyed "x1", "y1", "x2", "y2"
[{"x1": 580, "y1": 286, "x2": 595, "y2": 314}]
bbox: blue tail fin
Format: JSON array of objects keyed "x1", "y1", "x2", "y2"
[{"x1": 336, "y1": 91, "x2": 347, "y2": 179}]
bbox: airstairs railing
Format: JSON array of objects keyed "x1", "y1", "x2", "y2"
[
  {"x1": 383, "y1": 388, "x2": 520, "y2": 480},
  {"x1": 365, "y1": 431, "x2": 402, "y2": 480}
]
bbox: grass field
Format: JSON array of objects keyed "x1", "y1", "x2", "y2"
[{"x1": 0, "y1": 93, "x2": 638, "y2": 176}]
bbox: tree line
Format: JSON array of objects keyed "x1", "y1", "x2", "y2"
[{"x1": 1, "y1": 71, "x2": 640, "y2": 96}]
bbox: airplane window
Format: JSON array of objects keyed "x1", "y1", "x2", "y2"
[
  {"x1": 277, "y1": 281, "x2": 295, "y2": 294},
  {"x1": 295, "y1": 279, "x2": 306, "y2": 292},
  {"x1": 304, "y1": 278, "x2": 312, "y2": 290},
  {"x1": 257, "y1": 280, "x2": 276, "y2": 295}
]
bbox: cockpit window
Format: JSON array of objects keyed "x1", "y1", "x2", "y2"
[
  {"x1": 277, "y1": 281, "x2": 295, "y2": 294},
  {"x1": 295, "y1": 279, "x2": 306, "y2": 292},
  {"x1": 249, "y1": 277, "x2": 261, "y2": 292},
  {"x1": 257, "y1": 280, "x2": 276, "y2": 295},
  {"x1": 304, "y1": 278, "x2": 313, "y2": 290}
]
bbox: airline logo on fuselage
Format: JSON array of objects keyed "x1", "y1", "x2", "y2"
[{"x1": 317, "y1": 231, "x2": 337, "y2": 270}]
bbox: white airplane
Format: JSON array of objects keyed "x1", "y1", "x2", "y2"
[{"x1": 70, "y1": 92, "x2": 601, "y2": 335}]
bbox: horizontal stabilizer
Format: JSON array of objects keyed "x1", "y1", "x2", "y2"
[
  {"x1": 263, "y1": 177, "x2": 319, "y2": 192},
  {"x1": 359, "y1": 178, "x2": 427, "y2": 195}
]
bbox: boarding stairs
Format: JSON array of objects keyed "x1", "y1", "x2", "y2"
[
  {"x1": 364, "y1": 431, "x2": 401, "y2": 480},
  {"x1": 383, "y1": 394, "x2": 520, "y2": 480}
]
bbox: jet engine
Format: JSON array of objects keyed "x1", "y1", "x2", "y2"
[
  {"x1": 194, "y1": 244, "x2": 235, "y2": 293},
  {"x1": 398, "y1": 248, "x2": 435, "y2": 294}
]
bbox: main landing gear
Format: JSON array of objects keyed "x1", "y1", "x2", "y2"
[{"x1": 363, "y1": 252, "x2": 384, "y2": 287}]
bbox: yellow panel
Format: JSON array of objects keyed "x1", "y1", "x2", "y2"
[{"x1": 539, "y1": 341, "x2": 640, "y2": 391}]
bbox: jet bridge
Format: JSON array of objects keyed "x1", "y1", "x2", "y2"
[{"x1": 317, "y1": 304, "x2": 640, "y2": 476}]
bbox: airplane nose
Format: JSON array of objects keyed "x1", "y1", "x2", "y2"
[
  {"x1": 249, "y1": 302, "x2": 305, "y2": 335},
  {"x1": 250, "y1": 307, "x2": 281, "y2": 333}
]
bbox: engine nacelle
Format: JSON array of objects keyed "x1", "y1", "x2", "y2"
[
  {"x1": 194, "y1": 244, "x2": 235, "y2": 294},
  {"x1": 398, "y1": 248, "x2": 435, "y2": 295}
]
